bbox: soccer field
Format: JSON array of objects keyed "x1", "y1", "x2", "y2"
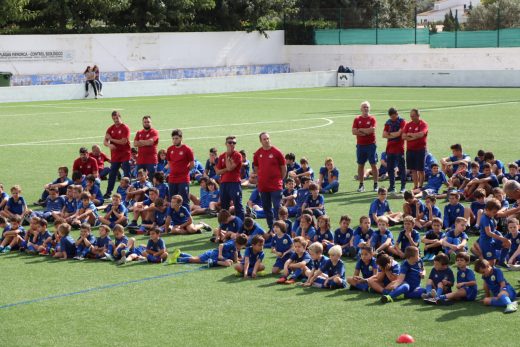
[{"x1": 1, "y1": 87, "x2": 519, "y2": 346}]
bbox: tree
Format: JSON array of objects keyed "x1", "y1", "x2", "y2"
[
  {"x1": 0, "y1": 0, "x2": 33, "y2": 28},
  {"x1": 442, "y1": 9, "x2": 459, "y2": 31},
  {"x1": 466, "y1": 0, "x2": 520, "y2": 30}
]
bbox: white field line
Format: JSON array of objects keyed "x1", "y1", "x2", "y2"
[
  {"x1": 0, "y1": 118, "x2": 335, "y2": 147},
  {"x1": 0, "y1": 109, "x2": 124, "y2": 118},
  {"x1": 0, "y1": 99, "x2": 517, "y2": 148}
]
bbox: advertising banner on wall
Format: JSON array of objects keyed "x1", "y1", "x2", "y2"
[{"x1": 0, "y1": 51, "x2": 74, "y2": 61}]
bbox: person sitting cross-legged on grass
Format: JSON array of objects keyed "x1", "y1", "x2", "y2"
[
  {"x1": 304, "y1": 245, "x2": 347, "y2": 289},
  {"x1": 235, "y1": 235, "x2": 265, "y2": 279},
  {"x1": 163, "y1": 195, "x2": 211, "y2": 235},
  {"x1": 421, "y1": 252, "x2": 454, "y2": 300},
  {"x1": 367, "y1": 252, "x2": 400, "y2": 295},
  {"x1": 347, "y1": 246, "x2": 377, "y2": 291},
  {"x1": 301, "y1": 242, "x2": 329, "y2": 287},
  {"x1": 170, "y1": 233, "x2": 248, "y2": 267},
  {"x1": 277, "y1": 236, "x2": 311, "y2": 285},
  {"x1": 271, "y1": 221, "x2": 294, "y2": 274},
  {"x1": 52, "y1": 223, "x2": 76, "y2": 260},
  {"x1": 104, "y1": 224, "x2": 135, "y2": 264},
  {"x1": 98, "y1": 193, "x2": 128, "y2": 228},
  {"x1": 380, "y1": 246, "x2": 426, "y2": 303}
]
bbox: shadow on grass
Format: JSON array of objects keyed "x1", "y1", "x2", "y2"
[{"x1": 412, "y1": 299, "x2": 492, "y2": 322}]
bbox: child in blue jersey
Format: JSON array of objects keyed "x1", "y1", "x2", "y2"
[
  {"x1": 393, "y1": 216, "x2": 421, "y2": 259},
  {"x1": 310, "y1": 245, "x2": 347, "y2": 289},
  {"x1": 421, "y1": 253, "x2": 454, "y2": 300},
  {"x1": 475, "y1": 259, "x2": 518, "y2": 313},
  {"x1": 213, "y1": 209, "x2": 243, "y2": 243},
  {"x1": 129, "y1": 187, "x2": 159, "y2": 228},
  {"x1": 152, "y1": 171, "x2": 169, "y2": 200},
  {"x1": 422, "y1": 218, "x2": 445, "y2": 261},
  {"x1": 417, "y1": 195, "x2": 442, "y2": 230},
  {"x1": 105, "y1": 224, "x2": 135, "y2": 264},
  {"x1": 191, "y1": 178, "x2": 219, "y2": 217},
  {"x1": 281, "y1": 178, "x2": 297, "y2": 208},
  {"x1": 245, "y1": 188, "x2": 264, "y2": 219},
  {"x1": 302, "y1": 183, "x2": 325, "y2": 218},
  {"x1": 70, "y1": 192, "x2": 98, "y2": 228},
  {"x1": 241, "y1": 217, "x2": 266, "y2": 245},
  {"x1": 278, "y1": 207, "x2": 293, "y2": 236},
  {"x1": 164, "y1": 195, "x2": 210, "y2": 235},
  {"x1": 369, "y1": 187, "x2": 402, "y2": 226},
  {"x1": 315, "y1": 215, "x2": 334, "y2": 249},
  {"x1": 27, "y1": 219, "x2": 51, "y2": 254},
  {"x1": 479, "y1": 199, "x2": 511, "y2": 267},
  {"x1": 99, "y1": 193, "x2": 128, "y2": 228},
  {"x1": 442, "y1": 217, "x2": 469, "y2": 261},
  {"x1": 58, "y1": 185, "x2": 79, "y2": 225},
  {"x1": 415, "y1": 163, "x2": 448, "y2": 198},
  {"x1": 443, "y1": 192, "x2": 469, "y2": 229},
  {"x1": 90, "y1": 225, "x2": 112, "y2": 259},
  {"x1": 371, "y1": 216, "x2": 395, "y2": 255},
  {"x1": 239, "y1": 150, "x2": 251, "y2": 187},
  {"x1": 40, "y1": 226, "x2": 60, "y2": 256},
  {"x1": 468, "y1": 188, "x2": 486, "y2": 234},
  {"x1": 426, "y1": 252, "x2": 477, "y2": 305},
  {"x1": 172, "y1": 234, "x2": 248, "y2": 267},
  {"x1": 447, "y1": 160, "x2": 470, "y2": 191},
  {"x1": 380, "y1": 246, "x2": 426, "y2": 303},
  {"x1": 74, "y1": 223, "x2": 96, "y2": 260},
  {"x1": 116, "y1": 177, "x2": 130, "y2": 206},
  {"x1": 126, "y1": 228, "x2": 169, "y2": 264},
  {"x1": 156, "y1": 149, "x2": 169, "y2": 176},
  {"x1": 0, "y1": 184, "x2": 9, "y2": 211},
  {"x1": 288, "y1": 177, "x2": 311, "y2": 218},
  {"x1": 289, "y1": 157, "x2": 314, "y2": 186},
  {"x1": 235, "y1": 235, "x2": 265, "y2": 278},
  {"x1": 20, "y1": 216, "x2": 39, "y2": 252},
  {"x1": 492, "y1": 187, "x2": 510, "y2": 232},
  {"x1": 53, "y1": 223, "x2": 76, "y2": 260},
  {"x1": 294, "y1": 213, "x2": 316, "y2": 242},
  {"x1": 285, "y1": 153, "x2": 301, "y2": 178},
  {"x1": 484, "y1": 151, "x2": 505, "y2": 178},
  {"x1": 31, "y1": 187, "x2": 66, "y2": 222},
  {"x1": 402, "y1": 191, "x2": 425, "y2": 229},
  {"x1": 126, "y1": 169, "x2": 153, "y2": 208},
  {"x1": 423, "y1": 152, "x2": 437, "y2": 178},
  {"x1": 440, "y1": 143, "x2": 470, "y2": 177},
  {"x1": 302, "y1": 242, "x2": 329, "y2": 287},
  {"x1": 277, "y1": 237, "x2": 311, "y2": 284},
  {"x1": 334, "y1": 215, "x2": 356, "y2": 258},
  {"x1": 465, "y1": 163, "x2": 500, "y2": 197},
  {"x1": 271, "y1": 221, "x2": 294, "y2": 274},
  {"x1": 85, "y1": 175, "x2": 104, "y2": 206},
  {"x1": 1, "y1": 185, "x2": 29, "y2": 222},
  {"x1": 0, "y1": 216, "x2": 25, "y2": 253},
  {"x1": 138, "y1": 197, "x2": 168, "y2": 235},
  {"x1": 347, "y1": 246, "x2": 377, "y2": 291},
  {"x1": 502, "y1": 162, "x2": 520, "y2": 185},
  {"x1": 205, "y1": 147, "x2": 219, "y2": 181},
  {"x1": 506, "y1": 218, "x2": 520, "y2": 268},
  {"x1": 353, "y1": 215, "x2": 375, "y2": 253},
  {"x1": 318, "y1": 157, "x2": 340, "y2": 194}
]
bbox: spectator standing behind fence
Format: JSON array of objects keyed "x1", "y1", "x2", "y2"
[
  {"x1": 93, "y1": 65, "x2": 103, "y2": 96},
  {"x1": 84, "y1": 66, "x2": 98, "y2": 99}
]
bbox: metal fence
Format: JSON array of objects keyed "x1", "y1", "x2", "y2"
[{"x1": 284, "y1": 6, "x2": 520, "y2": 48}]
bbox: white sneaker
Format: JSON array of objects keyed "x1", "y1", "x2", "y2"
[
  {"x1": 357, "y1": 185, "x2": 365, "y2": 193},
  {"x1": 98, "y1": 92, "x2": 103, "y2": 96},
  {"x1": 104, "y1": 252, "x2": 114, "y2": 261},
  {"x1": 85, "y1": 93, "x2": 89, "y2": 98}
]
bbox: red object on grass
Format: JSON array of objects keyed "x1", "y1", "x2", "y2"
[{"x1": 396, "y1": 334, "x2": 415, "y2": 344}]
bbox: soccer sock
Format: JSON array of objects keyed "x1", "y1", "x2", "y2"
[
  {"x1": 390, "y1": 283, "x2": 410, "y2": 299},
  {"x1": 382, "y1": 289, "x2": 390, "y2": 295},
  {"x1": 499, "y1": 248, "x2": 509, "y2": 263},
  {"x1": 439, "y1": 294, "x2": 447, "y2": 301},
  {"x1": 490, "y1": 295, "x2": 512, "y2": 307},
  {"x1": 426, "y1": 284, "x2": 432, "y2": 293},
  {"x1": 292, "y1": 269, "x2": 302, "y2": 279},
  {"x1": 179, "y1": 252, "x2": 192, "y2": 258},
  {"x1": 437, "y1": 288, "x2": 444, "y2": 296},
  {"x1": 177, "y1": 257, "x2": 190, "y2": 263}
]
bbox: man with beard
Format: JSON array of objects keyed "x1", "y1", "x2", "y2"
[
  {"x1": 103, "y1": 111, "x2": 131, "y2": 199},
  {"x1": 133, "y1": 115, "x2": 159, "y2": 176}
]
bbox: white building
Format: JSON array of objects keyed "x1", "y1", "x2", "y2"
[{"x1": 417, "y1": 0, "x2": 481, "y2": 24}]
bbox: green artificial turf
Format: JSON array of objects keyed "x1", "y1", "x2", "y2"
[{"x1": 0, "y1": 87, "x2": 519, "y2": 346}]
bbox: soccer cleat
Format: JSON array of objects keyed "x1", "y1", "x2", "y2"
[
  {"x1": 509, "y1": 264, "x2": 520, "y2": 271},
  {"x1": 421, "y1": 292, "x2": 430, "y2": 300},
  {"x1": 127, "y1": 221, "x2": 139, "y2": 229},
  {"x1": 98, "y1": 92, "x2": 103, "y2": 96},
  {"x1": 423, "y1": 297, "x2": 438, "y2": 305},
  {"x1": 104, "y1": 252, "x2": 115, "y2": 261},
  {"x1": 430, "y1": 288, "x2": 437, "y2": 298},
  {"x1": 168, "y1": 248, "x2": 181, "y2": 264},
  {"x1": 73, "y1": 256, "x2": 80, "y2": 260},
  {"x1": 2, "y1": 246, "x2": 11, "y2": 254},
  {"x1": 400, "y1": 187, "x2": 407, "y2": 194},
  {"x1": 276, "y1": 277, "x2": 287, "y2": 284},
  {"x1": 373, "y1": 184, "x2": 379, "y2": 192},
  {"x1": 207, "y1": 259, "x2": 214, "y2": 268},
  {"x1": 497, "y1": 261, "x2": 511, "y2": 270},
  {"x1": 85, "y1": 92, "x2": 89, "y2": 98},
  {"x1": 117, "y1": 256, "x2": 127, "y2": 265},
  {"x1": 285, "y1": 278, "x2": 296, "y2": 284},
  {"x1": 103, "y1": 193, "x2": 111, "y2": 200},
  {"x1": 0, "y1": 246, "x2": 4, "y2": 253},
  {"x1": 200, "y1": 222, "x2": 212, "y2": 232},
  {"x1": 39, "y1": 249, "x2": 49, "y2": 256},
  {"x1": 504, "y1": 302, "x2": 518, "y2": 314},
  {"x1": 388, "y1": 187, "x2": 396, "y2": 193},
  {"x1": 357, "y1": 185, "x2": 365, "y2": 193},
  {"x1": 380, "y1": 295, "x2": 393, "y2": 304}
]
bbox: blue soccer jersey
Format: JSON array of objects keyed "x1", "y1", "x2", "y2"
[
  {"x1": 445, "y1": 229, "x2": 469, "y2": 250},
  {"x1": 60, "y1": 235, "x2": 76, "y2": 258},
  {"x1": 353, "y1": 227, "x2": 374, "y2": 248},
  {"x1": 477, "y1": 173, "x2": 499, "y2": 188},
  {"x1": 79, "y1": 201, "x2": 99, "y2": 218},
  {"x1": 448, "y1": 154, "x2": 470, "y2": 173},
  {"x1": 296, "y1": 226, "x2": 316, "y2": 241},
  {"x1": 295, "y1": 188, "x2": 309, "y2": 209},
  {"x1": 272, "y1": 233, "x2": 293, "y2": 253},
  {"x1": 44, "y1": 196, "x2": 65, "y2": 212},
  {"x1": 147, "y1": 238, "x2": 166, "y2": 252},
  {"x1": 399, "y1": 259, "x2": 424, "y2": 290},
  {"x1": 243, "y1": 246, "x2": 264, "y2": 266},
  {"x1": 482, "y1": 267, "x2": 511, "y2": 297},
  {"x1": 296, "y1": 166, "x2": 314, "y2": 181},
  {"x1": 36, "y1": 230, "x2": 52, "y2": 245},
  {"x1": 321, "y1": 259, "x2": 346, "y2": 279},
  {"x1": 396, "y1": 229, "x2": 421, "y2": 252},
  {"x1": 305, "y1": 194, "x2": 325, "y2": 212},
  {"x1": 311, "y1": 255, "x2": 329, "y2": 271},
  {"x1": 356, "y1": 257, "x2": 377, "y2": 279},
  {"x1": 315, "y1": 229, "x2": 333, "y2": 243},
  {"x1": 319, "y1": 166, "x2": 339, "y2": 186},
  {"x1": 167, "y1": 205, "x2": 191, "y2": 226},
  {"x1": 6, "y1": 196, "x2": 26, "y2": 215},
  {"x1": 88, "y1": 185, "x2": 104, "y2": 205},
  {"x1": 470, "y1": 201, "x2": 486, "y2": 219},
  {"x1": 479, "y1": 214, "x2": 496, "y2": 246},
  {"x1": 334, "y1": 228, "x2": 354, "y2": 246},
  {"x1": 290, "y1": 251, "x2": 311, "y2": 265},
  {"x1": 369, "y1": 199, "x2": 391, "y2": 224},
  {"x1": 408, "y1": 201, "x2": 425, "y2": 218},
  {"x1": 504, "y1": 172, "x2": 520, "y2": 183},
  {"x1": 423, "y1": 205, "x2": 442, "y2": 221},
  {"x1": 443, "y1": 203, "x2": 465, "y2": 228},
  {"x1": 155, "y1": 182, "x2": 170, "y2": 199},
  {"x1": 371, "y1": 229, "x2": 394, "y2": 249},
  {"x1": 220, "y1": 216, "x2": 243, "y2": 233},
  {"x1": 116, "y1": 185, "x2": 128, "y2": 202},
  {"x1": 105, "y1": 204, "x2": 128, "y2": 222},
  {"x1": 221, "y1": 239, "x2": 238, "y2": 260},
  {"x1": 95, "y1": 236, "x2": 112, "y2": 249},
  {"x1": 377, "y1": 259, "x2": 401, "y2": 278},
  {"x1": 115, "y1": 235, "x2": 129, "y2": 248},
  {"x1": 429, "y1": 267, "x2": 455, "y2": 287},
  {"x1": 506, "y1": 232, "x2": 520, "y2": 257},
  {"x1": 424, "y1": 171, "x2": 448, "y2": 193},
  {"x1": 64, "y1": 198, "x2": 79, "y2": 214}
]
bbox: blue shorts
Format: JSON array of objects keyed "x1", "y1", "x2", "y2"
[
  {"x1": 326, "y1": 279, "x2": 347, "y2": 289},
  {"x1": 462, "y1": 286, "x2": 477, "y2": 301},
  {"x1": 406, "y1": 149, "x2": 426, "y2": 171},
  {"x1": 356, "y1": 144, "x2": 378, "y2": 165},
  {"x1": 133, "y1": 245, "x2": 146, "y2": 256},
  {"x1": 353, "y1": 282, "x2": 369, "y2": 291},
  {"x1": 199, "y1": 250, "x2": 218, "y2": 264},
  {"x1": 147, "y1": 254, "x2": 161, "y2": 263},
  {"x1": 480, "y1": 239, "x2": 502, "y2": 260},
  {"x1": 273, "y1": 252, "x2": 293, "y2": 269}
]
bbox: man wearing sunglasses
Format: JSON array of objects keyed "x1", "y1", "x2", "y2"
[{"x1": 216, "y1": 136, "x2": 244, "y2": 221}]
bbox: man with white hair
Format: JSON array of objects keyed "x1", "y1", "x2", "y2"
[
  {"x1": 504, "y1": 180, "x2": 520, "y2": 201},
  {"x1": 352, "y1": 101, "x2": 378, "y2": 192}
]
